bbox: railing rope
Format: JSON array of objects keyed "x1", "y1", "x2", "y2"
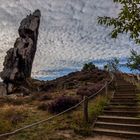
[{"x1": 82, "y1": 72, "x2": 114, "y2": 123}]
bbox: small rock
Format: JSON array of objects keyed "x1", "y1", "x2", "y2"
[{"x1": 20, "y1": 86, "x2": 30, "y2": 96}]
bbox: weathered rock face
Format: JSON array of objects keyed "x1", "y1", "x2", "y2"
[
  {"x1": 0, "y1": 83, "x2": 7, "y2": 96},
  {"x1": 0, "y1": 10, "x2": 41, "y2": 93}
]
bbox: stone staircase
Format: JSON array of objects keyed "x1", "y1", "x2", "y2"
[{"x1": 93, "y1": 76, "x2": 140, "y2": 139}]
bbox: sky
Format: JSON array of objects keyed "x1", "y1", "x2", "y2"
[{"x1": 0, "y1": 0, "x2": 140, "y2": 79}]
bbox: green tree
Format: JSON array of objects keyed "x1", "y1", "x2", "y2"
[
  {"x1": 127, "y1": 49, "x2": 140, "y2": 71},
  {"x1": 98, "y1": 0, "x2": 140, "y2": 44},
  {"x1": 107, "y1": 58, "x2": 120, "y2": 72},
  {"x1": 82, "y1": 62, "x2": 96, "y2": 71},
  {"x1": 104, "y1": 65, "x2": 108, "y2": 71}
]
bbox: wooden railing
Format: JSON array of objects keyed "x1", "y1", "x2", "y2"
[{"x1": 83, "y1": 72, "x2": 114, "y2": 122}]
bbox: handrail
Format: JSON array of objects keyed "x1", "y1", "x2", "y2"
[{"x1": 0, "y1": 72, "x2": 114, "y2": 137}]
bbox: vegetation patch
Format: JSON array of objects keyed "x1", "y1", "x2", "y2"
[
  {"x1": 0, "y1": 106, "x2": 28, "y2": 134},
  {"x1": 88, "y1": 95, "x2": 109, "y2": 121},
  {"x1": 77, "y1": 83, "x2": 104, "y2": 98},
  {"x1": 38, "y1": 96, "x2": 80, "y2": 113},
  {"x1": 0, "y1": 67, "x2": 113, "y2": 140}
]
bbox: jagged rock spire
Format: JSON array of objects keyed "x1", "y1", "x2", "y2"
[{"x1": 0, "y1": 10, "x2": 41, "y2": 93}]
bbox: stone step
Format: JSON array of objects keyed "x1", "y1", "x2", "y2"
[
  {"x1": 111, "y1": 99, "x2": 139, "y2": 102},
  {"x1": 103, "y1": 110, "x2": 140, "y2": 117},
  {"x1": 92, "y1": 76, "x2": 140, "y2": 138},
  {"x1": 117, "y1": 85, "x2": 136, "y2": 87},
  {"x1": 93, "y1": 128, "x2": 140, "y2": 139},
  {"x1": 113, "y1": 94, "x2": 137, "y2": 98},
  {"x1": 97, "y1": 115, "x2": 140, "y2": 124},
  {"x1": 110, "y1": 101, "x2": 138, "y2": 106},
  {"x1": 116, "y1": 83, "x2": 132, "y2": 86},
  {"x1": 116, "y1": 89, "x2": 136, "y2": 92},
  {"x1": 113, "y1": 94, "x2": 137, "y2": 97},
  {"x1": 117, "y1": 89, "x2": 139, "y2": 93},
  {"x1": 115, "y1": 91, "x2": 136, "y2": 94},
  {"x1": 113, "y1": 96, "x2": 136, "y2": 99},
  {"x1": 104, "y1": 106, "x2": 140, "y2": 111},
  {"x1": 94, "y1": 122, "x2": 140, "y2": 132},
  {"x1": 116, "y1": 82, "x2": 133, "y2": 86},
  {"x1": 116, "y1": 87, "x2": 136, "y2": 90}
]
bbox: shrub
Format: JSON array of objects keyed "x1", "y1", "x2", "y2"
[
  {"x1": 97, "y1": 75, "x2": 105, "y2": 81},
  {"x1": 38, "y1": 96, "x2": 80, "y2": 113},
  {"x1": 77, "y1": 74, "x2": 92, "y2": 82},
  {"x1": 39, "y1": 94, "x2": 51, "y2": 101},
  {"x1": 63, "y1": 81, "x2": 79, "y2": 89},
  {"x1": 82, "y1": 62, "x2": 96, "y2": 71},
  {"x1": 77, "y1": 84, "x2": 103, "y2": 98}
]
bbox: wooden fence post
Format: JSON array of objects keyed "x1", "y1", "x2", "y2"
[
  {"x1": 83, "y1": 96, "x2": 88, "y2": 123},
  {"x1": 105, "y1": 81, "x2": 108, "y2": 96}
]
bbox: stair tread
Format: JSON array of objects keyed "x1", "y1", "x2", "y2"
[
  {"x1": 104, "y1": 110, "x2": 140, "y2": 113},
  {"x1": 105, "y1": 106, "x2": 140, "y2": 109},
  {"x1": 114, "y1": 94, "x2": 137, "y2": 95},
  {"x1": 110, "y1": 101, "x2": 138, "y2": 103},
  {"x1": 93, "y1": 128, "x2": 140, "y2": 135},
  {"x1": 111, "y1": 99, "x2": 138, "y2": 101},
  {"x1": 115, "y1": 93, "x2": 136, "y2": 94},
  {"x1": 98, "y1": 115, "x2": 140, "y2": 120},
  {"x1": 110, "y1": 103, "x2": 137, "y2": 105},
  {"x1": 95, "y1": 121, "x2": 140, "y2": 127},
  {"x1": 93, "y1": 76, "x2": 140, "y2": 138},
  {"x1": 113, "y1": 97, "x2": 136, "y2": 98}
]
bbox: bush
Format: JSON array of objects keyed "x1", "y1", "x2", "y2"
[
  {"x1": 38, "y1": 96, "x2": 80, "y2": 113},
  {"x1": 82, "y1": 62, "x2": 96, "y2": 71},
  {"x1": 77, "y1": 84, "x2": 103, "y2": 98},
  {"x1": 97, "y1": 75, "x2": 105, "y2": 81},
  {"x1": 39, "y1": 94, "x2": 51, "y2": 101}
]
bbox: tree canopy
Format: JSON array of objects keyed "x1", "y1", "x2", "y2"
[{"x1": 98, "y1": 0, "x2": 140, "y2": 43}]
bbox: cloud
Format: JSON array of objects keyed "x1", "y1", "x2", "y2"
[{"x1": 0, "y1": 0, "x2": 140, "y2": 78}]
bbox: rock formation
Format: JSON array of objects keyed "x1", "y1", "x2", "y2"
[{"x1": 0, "y1": 10, "x2": 41, "y2": 94}]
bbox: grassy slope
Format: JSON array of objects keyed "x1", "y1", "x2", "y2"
[
  {"x1": 3, "y1": 94, "x2": 111, "y2": 140},
  {"x1": 0, "y1": 69, "x2": 113, "y2": 140}
]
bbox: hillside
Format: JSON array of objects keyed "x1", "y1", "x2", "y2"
[{"x1": 0, "y1": 68, "x2": 113, "y2": 140}]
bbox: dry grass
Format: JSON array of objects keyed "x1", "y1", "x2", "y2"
[
  {"x1": 0, "y1": 69, "x2": 113, "y2": 140},
  {"x1": 0, "y1": 105, "x2": 28, "y2": 136},
  {"x1": 0, "y1": 91, "x2": 112, "y2": 140}
]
